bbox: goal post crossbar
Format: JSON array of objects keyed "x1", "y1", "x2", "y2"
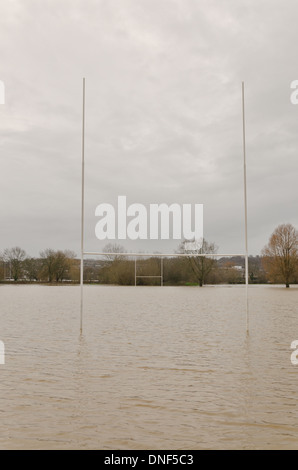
[{"x1": 83, "y1": 252, "x2": 246, "y2": 258}]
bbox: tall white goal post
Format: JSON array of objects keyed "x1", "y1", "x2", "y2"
[{"x1": 80, "y1": 79, "x2": 249, "y2": 334}]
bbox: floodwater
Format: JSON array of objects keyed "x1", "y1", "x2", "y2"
[{"x1": 0, "y1": 285, "x2": 298, "y2": 449}]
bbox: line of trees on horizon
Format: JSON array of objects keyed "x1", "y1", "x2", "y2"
[{"x1": 0, "y1": 224, "x2": 297, "y2": 288}]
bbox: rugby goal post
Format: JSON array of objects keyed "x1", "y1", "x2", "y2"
[{"x1": 80, "y1": 79, "x2": 249, "y2": 334}]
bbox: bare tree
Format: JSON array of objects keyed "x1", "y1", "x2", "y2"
[
  {"x1": 40, "y1": 249, "x2": 76, "y2": 282},
  {"x1": 23, "y1": 257, "x2": 42, "y2": 281},
  {"x1": 53, "y1": 250, "x2": 76, "y2": 282},
  {"x1": 40, "y1": 249, "x2": 56, "y2": 282},
  {"x1": 3, "y1": 247, "x2": 27, "y2": 281},
  {"x1": 262, "y1": 223, "x2": 298, "y2": 288},
  {"x1": 178, "y1": 238, "x2": 218, "y2": 287},
  {"x1": 102, "y1": 243, "x2": 126, "y2": 263},
  {"x1": 0, "y1": 252, "x2": 4, "y2": 281}
]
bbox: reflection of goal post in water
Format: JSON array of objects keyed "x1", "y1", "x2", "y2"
[{"x1": 80, "y1": 79, "x2": 249, "y2": 333}]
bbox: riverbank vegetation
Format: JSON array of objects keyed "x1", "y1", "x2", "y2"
[{"x1": 0, "y1": 224, "x2": 297, "y2": 287}]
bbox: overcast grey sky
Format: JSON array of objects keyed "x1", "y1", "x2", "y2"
[{"x1": 1, "y1": 0, "x2": 298, "y2": 257}]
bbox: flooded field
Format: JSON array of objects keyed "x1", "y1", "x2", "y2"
[{"x1": 0, "y1": 285, "x2": 298, "y2": 449}]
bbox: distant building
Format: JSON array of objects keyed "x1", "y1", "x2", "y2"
[{"x1": 233, "y1": 265, "x2": 244, "y2": 271}]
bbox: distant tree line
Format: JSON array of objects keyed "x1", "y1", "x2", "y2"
[
  {"x1": 0, "y1": 224, "x2": 297, "y2": 287},
  {"x1": 0, "y1": 248, "x2": 77, "y2": 283}
]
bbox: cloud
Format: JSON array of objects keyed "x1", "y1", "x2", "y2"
[{"x1": 0, "y1": 0, "x2": 298, "y2": 256}]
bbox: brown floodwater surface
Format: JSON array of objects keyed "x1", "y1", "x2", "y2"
[{"x1": 0, "y1": 285, "x2": 298, "y2": 449}]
